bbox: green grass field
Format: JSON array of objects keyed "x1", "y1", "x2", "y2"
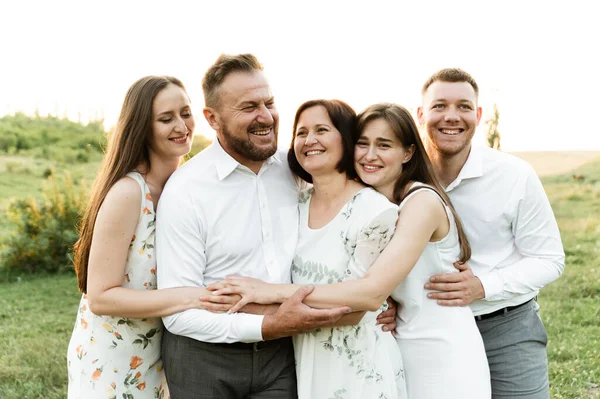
[{"x1": 1, "y1": 156, "x2": 599, "y2": 398}]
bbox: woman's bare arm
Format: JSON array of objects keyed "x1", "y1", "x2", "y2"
[{"x1": 86, "y1": 177, "x2": 236, "y2": 318}]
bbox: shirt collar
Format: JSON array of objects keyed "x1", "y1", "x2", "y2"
[
  {"x1": 446, "y1": 144, "x2": 484, "y2": 192},
  {"x1": 213, "y1": 138, "x2": 282, "y2": 181}
]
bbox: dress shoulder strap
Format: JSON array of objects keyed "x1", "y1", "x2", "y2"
[
  {"x1": 398, "y1": 182, "x2": 447, "y2": 212},
  {"x1": 126, "y1": 171, "x2": 151, "y2": 214},
  {"x1": 398, "y1": 182, "x2": 457, "y2": 245}
]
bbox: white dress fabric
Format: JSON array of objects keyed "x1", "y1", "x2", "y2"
[
  {"x1": 292, "y1": 187, "x2": 407, "y2": 399},
  {"x1": 67, "y1": 171, "x2": 169, "y2": 399},
  {"x1": 392, "y1": 183, "x2": 491, "y2": 399}
]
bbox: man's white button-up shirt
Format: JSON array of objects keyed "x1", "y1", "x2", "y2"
[
  {"x1": 445, "y1": 145, "x2": 565, "y2": 316},
  {"x1": 156, "y1": 140, "x2": 299, "y2": 343}
]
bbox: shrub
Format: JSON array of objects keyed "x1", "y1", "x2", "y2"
[
  {"x1": 43, "y1": 166, "x2": 55, "y2": 178},
  {"x1": 1, "y1": 174, "x2": 87, "y2": 274},
  {"x1": 76, "y1": 150, "x2": 90, "y2": 163},
  {"x1": 0, "y1": 133, "x2": 17, "y2": 152}
]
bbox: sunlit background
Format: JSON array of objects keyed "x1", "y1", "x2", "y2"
[{"x1": 1, "y1": 0, "x2": 598, "y2": 151}]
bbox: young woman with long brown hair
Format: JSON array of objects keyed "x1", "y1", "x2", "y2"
[{"x1": 67, "y1": 76, "x2": 234, "y2": 399}]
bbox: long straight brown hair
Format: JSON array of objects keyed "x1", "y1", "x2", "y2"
[
  {"x1": 73, "y1": 76, "x2": 186, "y2": 293},
  {"x1": 356, "y1": 103, "x2": 471, "y2": 263}
]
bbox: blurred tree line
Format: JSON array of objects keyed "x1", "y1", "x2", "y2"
[{"x1": 0, "y1": 112, "x2": 107, "y2": 163}]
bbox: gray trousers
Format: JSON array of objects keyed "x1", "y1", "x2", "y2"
[
  {"x1": 162, "y1": 329, "x2": 297, "y2": 399},
  {"x1": 476, "y1": 299, "x2": 549, "y2": 399}
]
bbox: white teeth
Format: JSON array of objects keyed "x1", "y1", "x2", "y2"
[
  {"x1": 306, "y1": 150, "x2": 324, "y2": 156},
  {"x1": 170, "y1": 135, "x2": 187, "y2": 143},
  {"x1": 440, "y1": 129, "x2": 461, "y2": 135},
  {"x1": 251, "y1": 129, "x2": 270, "y2": 136},
  {"x1": 363, "y1": 165, "x2": 381, "y2": 171}
]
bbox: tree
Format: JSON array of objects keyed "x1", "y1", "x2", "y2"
[{"x1": 486, "y1": 104, "x2": 502, "y2": 150}]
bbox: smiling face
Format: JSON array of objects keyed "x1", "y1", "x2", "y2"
[
  {"x1": 354, "y1": 118, "x2": 414, "y2": 198},
  {"x1": 293, "y1": 105, "x2": 344, "y2": 178},
  {"x1": 204, "y1": 70, "x2": 278, "y2": 169},
  {"x1": 418, "y1": 81, "x2": 482, "y2": 159},
  {"x1": 149, "y1": 83, "x2": 195, "y2": 159}
]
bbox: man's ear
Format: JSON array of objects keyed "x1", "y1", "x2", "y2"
[
  {"x1": 417, "y1": 106, "x2": 425, "y2": 126},
  {"x1": 203, "y1": 107, "x2": 221, "y2": 131},
  {"x1": 476, "y1": 106, "x2": 482, "y2": 126}
]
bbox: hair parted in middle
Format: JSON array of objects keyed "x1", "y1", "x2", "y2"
[
  {"x1": 202, "y1": 53, "x2": 264, "y2": 109},
  {"x1": 356, "y1": 103, "x2": 471, "y2": 263},
  {"x1": 73, "y1": 75, "x2": 188, "y2": 293},
  {"x1": 288, "y1": 99, "x2": 358, "y2": 183}
]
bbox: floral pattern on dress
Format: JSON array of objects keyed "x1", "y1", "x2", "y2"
[
  {"x1": 67, "y1": 171, "x2": 169, "y2": 399},
  {"x1": 293, "y1": 188, "x2": 407, "y2": 399}
]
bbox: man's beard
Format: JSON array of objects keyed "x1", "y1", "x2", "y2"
[{"x1": 221, "y1": 123, "x2": 278, "y2": 162}]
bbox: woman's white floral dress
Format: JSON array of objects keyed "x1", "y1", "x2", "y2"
[
  {"x1": 292, "y1": 187, "x2": 407, "y2": 399},
  {"x1": 67, "y1": 171, "x2": 169, "y2": 399}
]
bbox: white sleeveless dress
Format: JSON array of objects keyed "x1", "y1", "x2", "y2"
[
  {"x1": 292, "y1": 187, "x2": 407, "y2": 399},
  {"x1": 67, "y1": 171, "x2": 169, "y2": 399},
  {"x1": 392, "y1": 183, "x2": 491, "y2": 398}
]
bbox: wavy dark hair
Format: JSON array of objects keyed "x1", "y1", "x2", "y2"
[
  {"x1": 73, "y1": 75, "x2": 187, "y2": 293},
  {"x1": 288, "y1": 99, "x2": 357, "y2": 183},
  {"x1": 356, "y1": 103, "x2": 471, "y2": 263}
]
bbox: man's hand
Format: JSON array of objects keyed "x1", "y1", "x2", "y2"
[
  {"x1": 376, "y1": 297, "x2": 398, "y2": 333},
  {"x1": 425, "y1": 262, "x2": 485, "y2": 306},
  {"x1": 262, "y1": 285, "x2": 351, "y2": 340}
]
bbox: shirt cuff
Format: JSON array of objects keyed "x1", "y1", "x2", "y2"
[
  {"x1": 477, "y1": 271, "x2": 504, "y2": 301},
  {"x1": 236, "y1": 313, "x2": 265, "y2": 343}
]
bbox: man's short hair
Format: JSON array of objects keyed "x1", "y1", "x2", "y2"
[
  {"x1": 421, "y1": 68, "x2": 479, "y2": 98},
  {"x1": 202, "y1": 53, "x2": 264, "y2": 109}
]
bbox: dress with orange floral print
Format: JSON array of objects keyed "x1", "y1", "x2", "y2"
[{"x1": 67, "y1": 172, "x2": 169, "y2": 399}]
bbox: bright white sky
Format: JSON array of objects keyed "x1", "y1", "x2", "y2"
[{"x1": 1, "y1": 0, "x2": 598, "y2": 151}]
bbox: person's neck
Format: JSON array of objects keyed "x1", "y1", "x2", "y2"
[
  {"x1": 376, "y1": 182, "x2": 396, "y2": 204},
  {"x1": 234, "y1": 155, "x2": 264, "y2": 175},
  {"x1": 217, "y1": 137, "x2": 265, "y2": 175},
  {"x1": 139, "y1": 154, "x2": 180, "y2": 190},
  {"x1": 376, "y1": 179, "x2": 415, "y2": 205},
  {"x1": 311, "y1": 172, "x2": 359, "y2": 206},
  {"x1": 426, "y1": 142, "x2": 472, "y2": 188}
]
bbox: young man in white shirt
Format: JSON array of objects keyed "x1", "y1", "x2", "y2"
[
  {"x1": 417, "y1": 68, "x2": 565, "y2": 398},
  {"x1": 156, "y1": 54, "x2": 395, "y2": 398}
]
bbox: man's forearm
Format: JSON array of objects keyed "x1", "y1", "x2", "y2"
[
  {"x1": 479, "y1": 256, "x2": 564, "y2": 301},
  {"x1": 163, "y1": 308, "x2": 264, "y2": 343}
]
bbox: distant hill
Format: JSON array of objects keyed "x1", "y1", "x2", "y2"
[{"x1": 511, "y1": 151, "x2": 600, "y2": 177}]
